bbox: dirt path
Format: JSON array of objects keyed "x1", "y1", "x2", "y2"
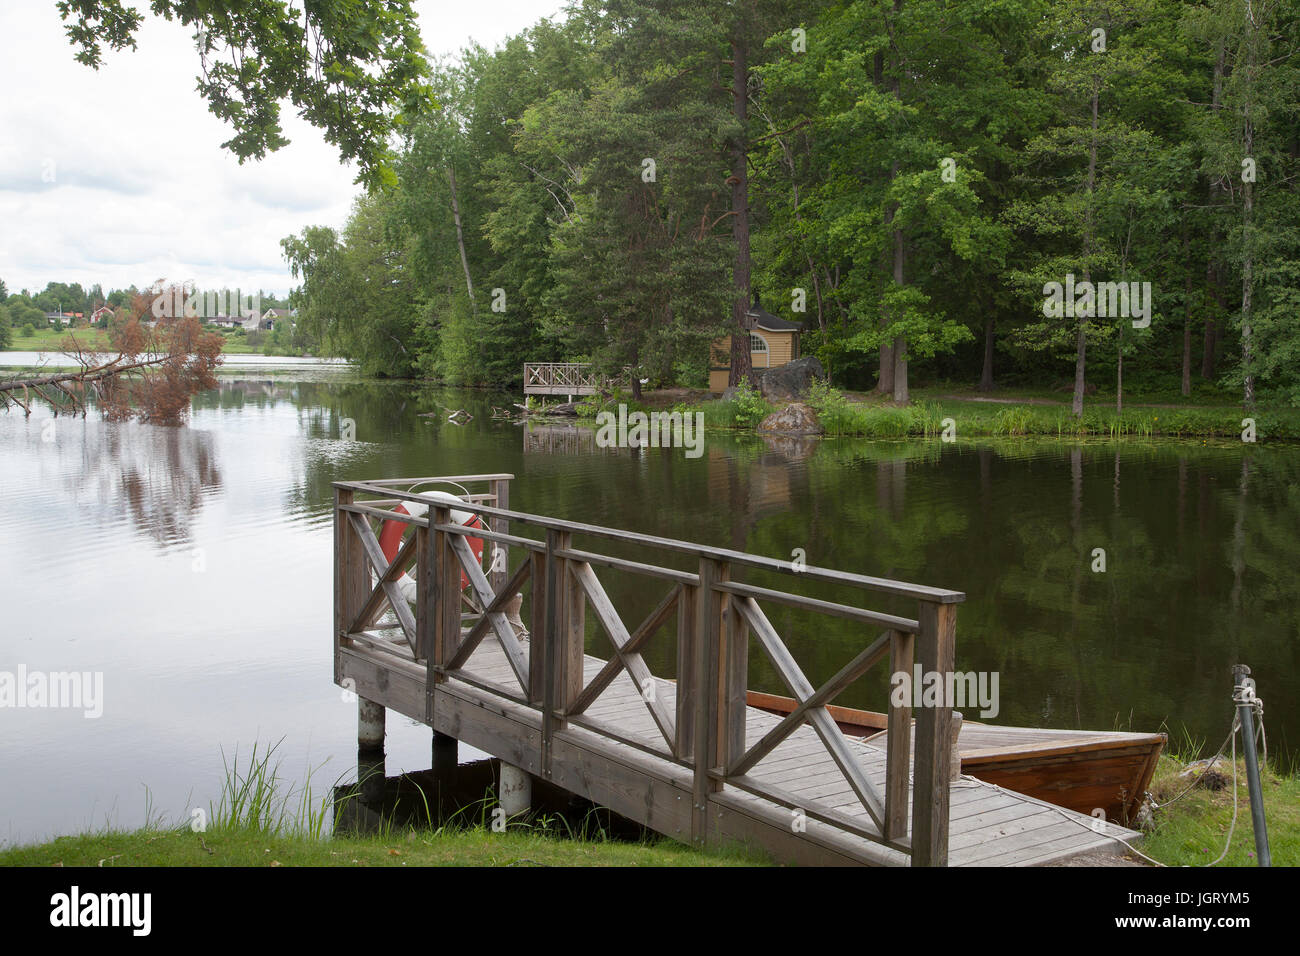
[{"x1": 936, "y1": 393, "x2": 1060, "y2": 406}]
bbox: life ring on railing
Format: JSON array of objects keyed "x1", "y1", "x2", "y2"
[{"x1": 378, "y1": 490, "x2": 484, "y2": 598}]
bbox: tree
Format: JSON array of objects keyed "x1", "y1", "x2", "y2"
[
  {"x1": 513, "y1": 0, "x2": 741, "y2": 399},
  {"x1": 526, "y1": 75, "x2": 732, "y2": 398},
  {"x1": 0, "y1": 285, "x2": 223, "y2": 424},
  {"x1": 282, "y1": 195, "x2": 421, "y2": 377},
  {"x1": 1188, "y1": 0, "x2": 1300, "y2": 408},
  {"x1": 7, "y1": 301, "x2": 47, "y2": 331},
  {"x1": 57, "y1": 0, "x2": 430, "y2": 188},
  {"x1": 758, "y1": 0, "x2": 1008, "y2": 400},
  {"x1": 1004, "y1": 0, "x2": 1173, "y2": 416},
  {"x1": 0, "y1": 304, "x2": 11, "y2": 349}
]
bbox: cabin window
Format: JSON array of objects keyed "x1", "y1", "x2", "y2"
[{"x1": 750, "y1": 333, "x2": 770, "y2": 367}]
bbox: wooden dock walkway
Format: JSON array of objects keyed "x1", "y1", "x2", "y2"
[
  {"x1": 333, "y1": 473, "x2": 1143, "y2": 866},
  {"x1": 523, "y1": 362, "x2": 629, "y2": 400}
]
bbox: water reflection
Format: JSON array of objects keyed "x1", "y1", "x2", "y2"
[
  {"x1": 6, "y1": 417, "x2": 223, "y2": 550},
  {"x1": 114, "y1": 426, "x2": 222, "y2": 548},
  {"x1": 3, "y1": 375, "x2": 1297, "y2": 846}
]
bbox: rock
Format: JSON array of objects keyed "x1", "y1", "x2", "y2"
[
  {"x1": 758, "y1": 401, "x2": 824, "y2": 437},
  {"x1": 1133, "y1": 800, "x2": 1156, "y2": 831},
  {"x1": 755, "y1": 356, "x2": 826, "y2": 402},
  {"x1": 1179, "y1": 757, "x2": 1229, "y2": 791}
]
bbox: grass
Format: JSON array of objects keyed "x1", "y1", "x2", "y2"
[
  {"x1": 1135, "y1": 744, "x2": 1299, "y2": 867},
  {"x1": 0, "y1": 740, "x2": 767, "y2": 868},
  {"x1": 3, "y1": 326, "x2": 115, "y2": 352},
  {"x1": 685, "y1": 382, "x2": 1300, "y2": 442},
  {"x1": 1, "y1": 326, "x2": 290, "y2": 357},
  {"x1": 3, "y1": 729, "x2": 1293, "y2": 866},
  {"x1": 0, "y1": 826, "x2": 761, "y2": 868}
]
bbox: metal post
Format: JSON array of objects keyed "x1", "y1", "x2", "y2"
[{"x1": 1232, "y1": 665, "x2": 1270, "y2": 866}]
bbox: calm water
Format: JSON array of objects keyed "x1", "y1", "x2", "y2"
[{"x1": 1, "y1": 373, "x2": 1296, "y2": 844}]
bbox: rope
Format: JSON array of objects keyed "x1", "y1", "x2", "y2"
[
  {"x1": 1151, "y1": 685, "x2": 1265, "y2": 866},
  {"x1": 1156, "y1": 726, "x2": 1235, "y2": 808},
  {"x1": 847, "y1": 685, "x2": 1271, "y2": 868},
  {"x1": 1202, "y1": 724, "x2": 1240, "y2": 868},
  {"x1": 972, "y1": 777, "x2": 1169, "y2": 867}
]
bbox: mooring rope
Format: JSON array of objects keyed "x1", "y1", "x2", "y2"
[
  {"x1": 1202, "y1": 725, "x2": 1241, "y2": 868},
  {"x1": 876, "y1": 683, "x2": 1271, "y2": 868}
]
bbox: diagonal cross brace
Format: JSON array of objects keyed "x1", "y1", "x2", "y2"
[
  {"x1": 445, "y1": 556, "x2": 532, "y2": 672},
  {"x1": 738, "y1": 598, "x2": 889, "y2": 832},
  {"x1": 730, "y1": 628, "x2": 895, "y2": 776},
  {"x1": 448, "y1": 532, "x2": 530, "y2": 693},
  {"x1": 348, "y1": 524, "x2": 420, "y2": 634},
  {"x1": 347, "y1": 512, "x2": 418, "y2": 647},
  {"x1": 569, "y1": 562, "x2": 677, "y2": 753}
]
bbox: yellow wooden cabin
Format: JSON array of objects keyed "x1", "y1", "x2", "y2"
[{"x1": 708, "y1": 307, "x2": 803, "y2": 393}]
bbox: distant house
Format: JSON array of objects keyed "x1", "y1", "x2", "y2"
[
  {"x1": 90, "y1": 306, "x2": 116, "y2": 325},
  {"x1": 261, "y1": 308, "x2": 294, "y2": 329},
  {"x1": 708, "y1": 307, "x2": 803, "y2": 393}
]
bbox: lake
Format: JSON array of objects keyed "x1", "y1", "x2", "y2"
[{"x1": 1, "y1": 370, "x2": 1295, "y2": 844}]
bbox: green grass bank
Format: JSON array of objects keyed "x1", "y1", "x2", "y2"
[{"x1": 688, "y1": 381, "x2": 1300, "y2": 442}]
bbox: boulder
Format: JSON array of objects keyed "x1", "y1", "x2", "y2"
[
  {"x1": 755, "y1": 356, "x2": 826, "y2": 401},
  {"x1": 1178, "y1": 757, "x2": 1229, "y2": 792},
  {"x1": 757, "y1": 401, "x2": 824, "y2": 437}
]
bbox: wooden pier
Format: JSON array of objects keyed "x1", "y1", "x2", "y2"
[
  {"x1": 332, "y1": 473, "x2": 1142, "y2": 866},
  {"x1": 523, "y1": 362, "x2": 622, "y2": 400}
]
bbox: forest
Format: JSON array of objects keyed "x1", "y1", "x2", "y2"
[{"x1": 287, "y1": 1, "x2": 1289, "y2": 411}]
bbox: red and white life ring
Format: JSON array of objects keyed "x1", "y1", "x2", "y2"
[{"x1": 378, "y1": 490, "x2": 484, "y2": 598}]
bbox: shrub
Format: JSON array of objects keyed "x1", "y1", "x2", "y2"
[{"x1": 730, "y1": 380, "x2": 773, "y2": 428}]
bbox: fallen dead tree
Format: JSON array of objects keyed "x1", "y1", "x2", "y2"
[{"x1": 0, "y1": 284, "x2": 224, "y2": 425}]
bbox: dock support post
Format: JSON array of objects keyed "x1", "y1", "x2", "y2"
[
  {"x1": 358, "y1": 697, "x2": 385, "y2": 753},
  {"x1": 358, "y1": 749, "x2": 386, "y2": 805},
  {"x1": 691, "y1": 557, "x2": 730, "y2": 846},
  {"x1": 489, "y1": 478, "x2": 510, "y2": 595},
  {"x1": 499, "y1": 763, "x2": 532, "y2": 817},
  {"x1": 912, "y1": 599, "x2": 956, "y2": 866},
  {"x1": 884, "y1": 629, "x2": 913, "y2": 843},
  {"x1": 1232, "y1": 664, "x2": 1271, "y2": 867},
  {"x1": 432, "y1": 731, "x2": 458, "y2": 773}
]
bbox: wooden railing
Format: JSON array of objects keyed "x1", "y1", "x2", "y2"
[
  {"x1": 333, "y1": 474, "x2": 965, "y2": 865},
  {"x1": 523, "y1": 362, "x2": 626, "y2": 396}
]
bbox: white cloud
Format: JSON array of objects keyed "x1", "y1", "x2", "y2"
[{"x1": 0, "y1": 0, "x2": 565, "y2": 298}]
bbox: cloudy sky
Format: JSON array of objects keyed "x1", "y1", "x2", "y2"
[{"x1": 0, "y1": 0, "x2": 566, "y2": 300}]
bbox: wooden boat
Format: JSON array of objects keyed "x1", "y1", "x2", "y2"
[{"x1": 745, "y1": 691, "x2": 1165, "y2": 825}]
